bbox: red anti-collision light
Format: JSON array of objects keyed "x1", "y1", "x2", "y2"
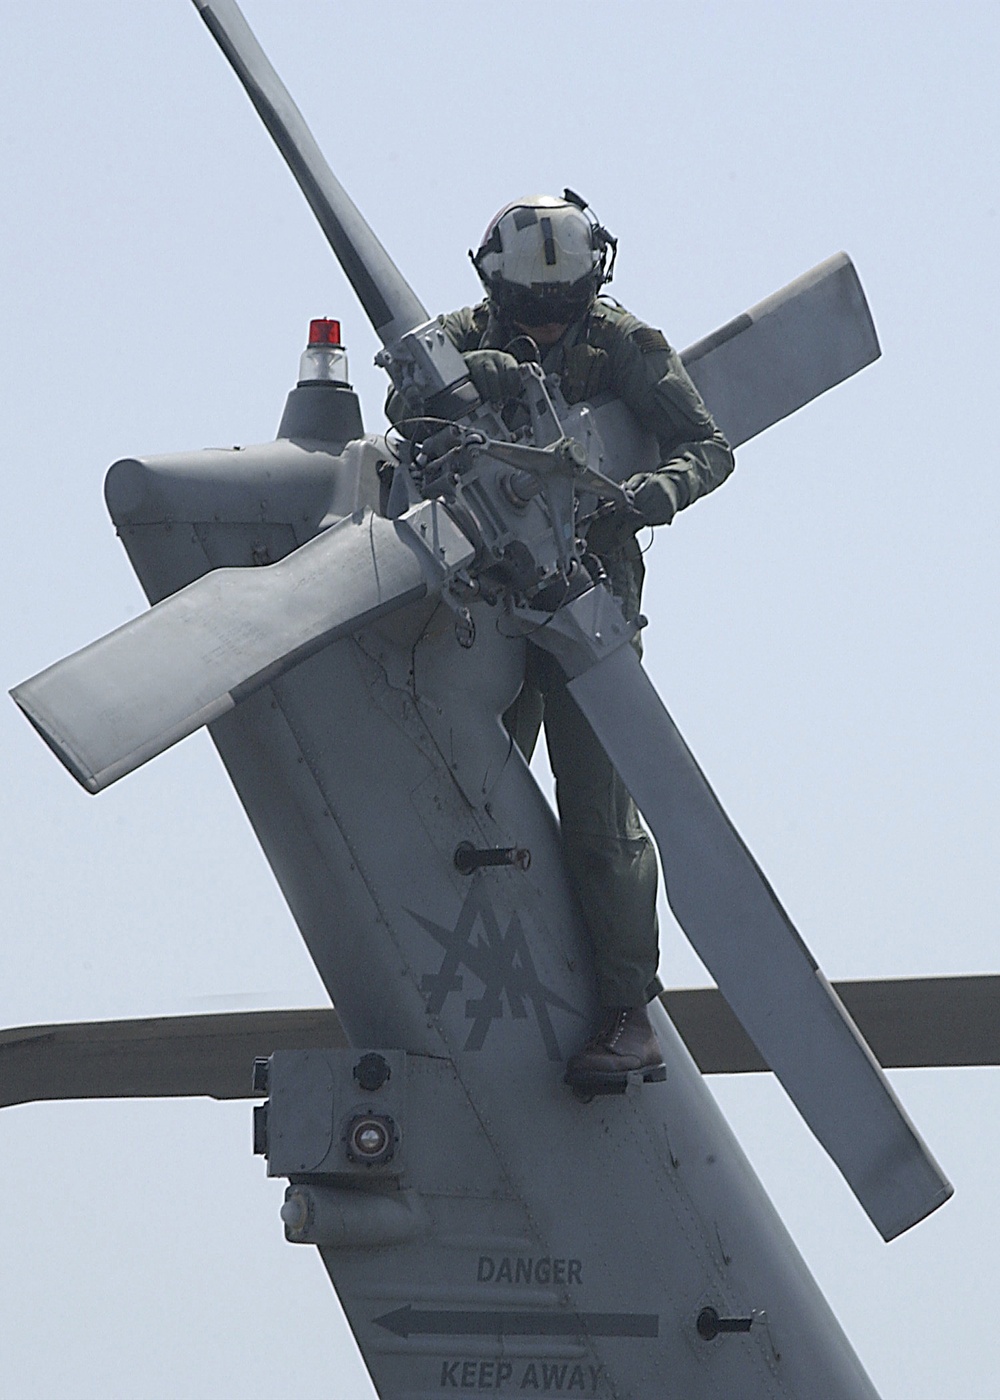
[{"x1": 308, "y1": 318, "x2": 341, "y2": 346}]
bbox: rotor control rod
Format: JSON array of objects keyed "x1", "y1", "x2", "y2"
[
  {"x1": 504, "y1": 469, "x2": 541, "y2": 505},
  {"x1": 453, "y1": 842, "x2": 531, "y2": 875}
]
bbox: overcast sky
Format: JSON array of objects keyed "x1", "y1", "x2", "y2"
[{"x1": 2, "y1": 3, "x2": 999, "y2": 1397}]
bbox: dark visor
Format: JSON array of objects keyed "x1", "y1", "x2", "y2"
[{"x1": 494, "y1": 278, "x2": 594, "y2": 327}]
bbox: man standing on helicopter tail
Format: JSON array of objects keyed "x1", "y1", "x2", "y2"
[{"x1": 398, "y1": 191, "x2": 734, "y2": 1089}]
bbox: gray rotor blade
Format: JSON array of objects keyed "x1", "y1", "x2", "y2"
[
  {"x1": 565, "y1": 254, "x2": 881, "y2": 492},
  {"x1": 11, "y1": 504, "x2": 473, "y2": 794},
  {"x1": 682, "y1": 252, "x2": 880, "y2": 449},
  {"x1": 0, "y1": 1010, "x2": 346, "y2": 1109},
  {"x1": 192, "y1": 0, "x2": 427, "y2": 344},
  {"x1": 547, "y1": 622, "x2": 951, "y2": 1240},
  {"x1": 665, "y1": 976, "x2": 1000, "y2": 1074}
]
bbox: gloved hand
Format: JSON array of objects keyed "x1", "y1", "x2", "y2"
[
  {"x1": 585, "y1": 472, "x2": 683, "y2": 556},
  {"x1": 623, "y1": 471, "x2": 682, "y2": 526},
  {"x1": 463, "y1": 349, "x2": 522, "y2": 403},
  {"x1": 584, "y1": 494, "x2": 646, "y2": 556}
]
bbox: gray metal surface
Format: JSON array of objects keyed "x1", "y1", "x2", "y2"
[
  {"x1": 283, "y1": 1183, "x2": 432, "y2": 1250},
  {"x1": 11, "y1": 502, "x2": 473, "y2": 793},
  {"x1": 682, "y1": 252, "x2": 880, "y2": 448},
  {"x1": 103, "y1": 437, "x2": 374, "y2": 534},
  {"x1": 563, "y1": 637, "x2": 952, "y2": 1241},
  {"x1": 10, "y1": 476, "x2": 890, "y2": 1396},
  {"x1": 265, "y1": 1048, "x2": 407, "y2": 1179},
  {"x1": 192, "y1": 0, "x2": 427, "y2": 344},
  {"x1": 276, "y1": 380, "x2": 365, "y2": 444},
  {"x1": 563, "y1": 397, "x2": 660, "y2": 484},
  {"x1": 95, "y1": 452, "x2": 885, "y2": 1397}
]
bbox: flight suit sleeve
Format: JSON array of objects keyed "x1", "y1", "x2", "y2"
[
  {"x1": 439, "y1": 305, "x2": 486, "y2": 352},
  {"x1": 603, "y1": 311, "x2": 734, "y2": 523}
]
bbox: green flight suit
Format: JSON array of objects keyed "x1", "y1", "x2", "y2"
[{"x1": 410, "y1": 297, "x2": 734, "y2": 1006}]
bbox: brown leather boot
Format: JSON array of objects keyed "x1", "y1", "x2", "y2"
[{"x1": 564, "y1": 1005, "x2": 666, "y2": 1092}]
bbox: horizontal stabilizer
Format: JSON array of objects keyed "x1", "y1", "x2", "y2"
[
  {"x1": 682, "y1": 252, "x2": 880, "y2": 449},
  {"x1": 11, "y1": 506, "x2": 471, "y2": 793}
]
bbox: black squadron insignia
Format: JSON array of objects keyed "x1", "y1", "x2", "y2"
[{"x1": 410, "y1": 882, "x2": 583, "y2": 1060}]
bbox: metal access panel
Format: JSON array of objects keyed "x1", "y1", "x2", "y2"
[{"x1": 263, "y1": 1047, "x2": 407, "y2": 1179}]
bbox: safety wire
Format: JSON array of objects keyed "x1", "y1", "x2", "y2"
[
  {"x1": 392, "y1": 415, "x2": 461, "y2": 441},
  {"x1": 495, "y1": 601, "x2": 559, "y2": 643},
  {"x1": 381, "y1": 415, "x2": 468, "y2": 470},
  {"x1": 380, "y1": 428, "x2": 405, "y2": 465},
  {"x1": 494, "y1": 567, "x2": 579, "y2": 642}
]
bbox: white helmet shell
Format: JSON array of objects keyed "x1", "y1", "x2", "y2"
[{"x1": 472, "y1": 192, "x2": 615, "y2": 323}]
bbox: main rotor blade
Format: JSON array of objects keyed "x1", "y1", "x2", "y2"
[
  {"x1": 0, "y1": 1010, "x2": 346, "y2": 1109},
  {"x1": 666, "y1": 975, "x2": 1000, "y2": 1074},
  {"x1": 9, "y1": 976, "x2": 996, "y2": 1110},
  {"x1": 11, "y1": 505, "x2": 473, "y2": 793},
  {"x1": 192, "y1": 0, "x2": 427, "y2": 344},
  {"x1": 558, "y1": 634, "x2": 951, "y2": 1240}
]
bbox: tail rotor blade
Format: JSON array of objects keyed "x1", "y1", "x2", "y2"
[
  {"x1": 11, "y1": 505, "x2": 473, "y2": 794},
  {"x1": 681, "y1": 252, "x2": 881, "y2": 450},
  {"x1": 192, "y1": 0, "x2": 427, "y2": 343},
  {"x1": 536, "y1": 599, "x2": 951, "y2": 1241}
]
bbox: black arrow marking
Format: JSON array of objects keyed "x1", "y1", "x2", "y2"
[{"x1": 373, "y1": 1305, "x2": 658, "y2": 1339}]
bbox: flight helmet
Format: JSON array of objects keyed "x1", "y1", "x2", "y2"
[{"x1": 471, "y1": 189, "x2": 617, "y2": 327}]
